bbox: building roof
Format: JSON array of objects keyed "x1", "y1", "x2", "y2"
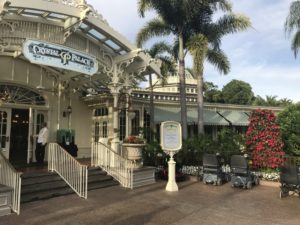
[
  {"x1": 0, "y1": 0, "x2": 161, "y2": 95},
  {"x1": 152, "y1": 106, "x2": 248, "y2": 126}
]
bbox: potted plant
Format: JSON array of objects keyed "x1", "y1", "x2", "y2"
[{"x1": 122, "y1": 136, "x2": 146, "y2": 168}]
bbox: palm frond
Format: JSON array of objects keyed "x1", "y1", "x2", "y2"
[
  {"x1": 285, "y1": 1, "x2": 300, "y2": 35},
  {"x1": 206, "y1": 48, "x2": 230, "y2": 75},
  {"x1": 187, "y1": 34, "x2": 208, "y2": 75},
  {"x1": 292, "y1": 30, "x2": 300, "y2": 57},
  {"x1": 205, "y1": 0, "x2": 232, "y2": 12},
  {"x1": 216, "y1": 13, "x2": 251, "y2": 35},
  {"x1": 185, "y1": 67, "x2": 195, "y2": 78},
  {"x1": 148, "y1": 41, "x2": 174, "y2": 57},
  {"x1": 136, "y1": 18, "x2": 172, "y2": 47},
  {"x1": 137, "y1": 0, "x2": 153, "y2": 17},
  {"x1": 157, "y1": 55, "x2": 176, "y2": 75}
]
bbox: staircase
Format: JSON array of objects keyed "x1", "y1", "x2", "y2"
[{"x1": 21, "y1": 167, "x2": 118, "y2": 203}]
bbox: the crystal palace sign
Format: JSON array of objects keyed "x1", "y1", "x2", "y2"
[{"x1": 23, "y1": 39, "x2": 98, "y2": 75}]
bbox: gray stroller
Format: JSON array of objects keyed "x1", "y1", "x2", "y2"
[
  {"x1": 280, "y1": 156, "x2": 300, "y2": 198},
  {"x1": 202, "y1": 153, "x2": 226, "y2": 186},
  {"x1": 230, "y1": 155, "x2": 259, "y2": 189}
]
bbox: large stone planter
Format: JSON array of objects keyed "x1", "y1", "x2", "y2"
[{"x1": 122, "y1": 143, "x2": 145, "y2": 169}]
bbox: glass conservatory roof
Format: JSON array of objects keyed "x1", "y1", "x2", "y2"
[{"x1": 5, "y1": 5, "x2": 129, "y2": 55}]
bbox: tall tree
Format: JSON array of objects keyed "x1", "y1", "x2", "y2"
[
  {"x1": 204, "y1": 82, "x2": 224, "y2": 103},
  {"x1": 176, "y1": 4, "x2": 250, "y2": 134},
  {"x1": 222, "y1": 79, "x2": 254, "y2": 105},
  {"x1": 136, "y1": 0, "x2": 232, "y2": 139},
  {"x1": 285, "y1": 1, "x2": 300, "y2": 57},
  {"x1": 145, "y1": 42, "x2": 175, "y2": 141}
]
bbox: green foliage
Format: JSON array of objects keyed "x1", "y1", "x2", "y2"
[
  {"x1": 176, "y1": 135, "x2": 216, "y2": 166},
  {"x1": 175, "y1": 128, "x2": 244, "y2": 166},
  {"x1": 277, "y1": 102, "x2": 300, "y2": 155},
  {"x1": 253, "y1": 95, "x2": 293, "y2": 107},
  {"x1": 222, "y1": 79, "x2": 254, "y2": 105},
  {"x1": 143, "y1": 141, "x2": 166, "y2": 167},
  {"x1": 204, "y1": 82, "x2": 224, "y2": 103},
  {"x1": 214, "y1": 128, "x2": 245, "y2": 163}
]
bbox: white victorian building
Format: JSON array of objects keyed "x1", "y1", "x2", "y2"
[{"x1": 0, "y1": 0, "x2": 282, "y2": 216}]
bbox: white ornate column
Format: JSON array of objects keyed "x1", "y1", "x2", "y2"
[
  {"x1": 123, "y1": 74, "x2": 134, "y2": 137},
  {"x1": 110, "y1": 85, "x2": 122, "y2": 153},
  {"x1": 108, "y1": 64, "x2": 122, "y2": 153}
]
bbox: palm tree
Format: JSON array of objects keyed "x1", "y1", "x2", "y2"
[
  {"x1": 136, "y1": 0, "x2": 232, "y2": 139},
  {"x1": 285, "y1": 1, "x2": 300, "y2": 57},
  {"x1": 187, "y1": 12, "x2": 251, "y2": 135},
  {"x1": 144, "y1": 42, "x2": 175, "y2": 141}
]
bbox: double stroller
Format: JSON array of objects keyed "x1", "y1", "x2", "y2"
[
  {"x1": 230, "y1": 155, "x2": 259, "y2": 189},
  {"x1": 280, "y1": 156, "x2": 300, "y2": 198},
  {"x1": 202, "y1": 153, "x2": 226, "y2": 185}
]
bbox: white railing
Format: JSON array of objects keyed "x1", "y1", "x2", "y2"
[
  {"x1": 48, "y1": 143, "x2": 88, "y2": 199},
  {"x1": 91, "y1": 142, "x2": 133, "y2": 189},
  {"x1": 0, "y1": 151, "x2": 22, "y2": 215}
]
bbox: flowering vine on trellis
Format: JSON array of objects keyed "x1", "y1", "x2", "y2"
[{"x1": 246, "y1": 109, "x2": 284, "y2": 169}]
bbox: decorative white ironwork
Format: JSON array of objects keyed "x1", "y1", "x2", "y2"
[
  {"x1": 86, "y1": 4, "x2": 109, "y2": 25},
  {"x1": 91, "y1": 142, "x2": 133, "y2": 189},
  {"x1": 45, "y1": 0, "x2": 85, "y2": 7},
  {"x1": 0, "y1": 84, "x2": 46, "y2": 105},
  {"x1": 0, "y1": 151, "x2": 22, "y2": 215},
  {"x1": 0, "y1": 21, "x2": 18, "y2": 32},
  {"x1": 0, "y1": 38, "x2": 11, "y2": 52},
  {"x1": 48, "y1": 143, "x2": 88, "y2": 199}
]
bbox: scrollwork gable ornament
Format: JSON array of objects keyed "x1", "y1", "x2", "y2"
[
  {"x1": 0, "y1": 38, "x2": 11, "y2": 52},
  {"x1": 97, "y1": 49, "x2": 114, "y2": 75}
]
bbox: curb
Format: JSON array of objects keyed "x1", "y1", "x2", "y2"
[{"x1": 259, "y1": 180, "x2": 280, "y2": 188}]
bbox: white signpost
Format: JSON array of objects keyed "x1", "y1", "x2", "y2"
[
  {"x1": 160, "y1": 121, "x2": 182, "y2": 192},
  {"x1": 23, "y1": 39, "x2": 99, "y2": 75}
]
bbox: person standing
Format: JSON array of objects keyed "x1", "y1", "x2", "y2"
[{"x1": 35, "y1": 122, "x2": 49, "y2": 164}]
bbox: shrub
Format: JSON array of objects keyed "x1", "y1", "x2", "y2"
[
  {"x1": 246, "y1": 109, "x2": 284, "y2": 169},
  {"x1": 277, "y1": 102, "x2": 300, "y2": 155},
  {"x1": 176, "y1": 128, "x2": 244, "y2": 166}
]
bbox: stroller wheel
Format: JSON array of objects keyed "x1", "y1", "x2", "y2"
[
  {"x1": 280, "y1": 190, "x2": 286, "y2": 199},
  {"x1": 247, "y1": 181, "x2": 252, "y2": 189}
]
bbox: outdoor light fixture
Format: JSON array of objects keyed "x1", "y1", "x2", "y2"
[{"x1": 63, "y1": 106, "x2": 72, "y2": 117}]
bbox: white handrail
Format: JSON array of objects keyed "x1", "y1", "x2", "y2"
[
  {"x1": 48, "y1": 143, "x2": 88, "y2": 199},
  {"x1": 91, "y1": 142, "x2": 133, "y2": 189},
  {"x1": 0, "y1": 151, "x2": 22, "y2": 215}
]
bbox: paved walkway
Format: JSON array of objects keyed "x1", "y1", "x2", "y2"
[{"x1": 2, "y1": 180, "x2": 300, "y2": 225}]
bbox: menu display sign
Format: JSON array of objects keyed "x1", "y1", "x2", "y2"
[{"x1": 160, "y1": 121, "x2": 182, "y2": 151}]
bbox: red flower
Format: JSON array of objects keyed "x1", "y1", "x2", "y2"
[{"x1": 246, "y1": 109, "x2": 284, "y2": 169}]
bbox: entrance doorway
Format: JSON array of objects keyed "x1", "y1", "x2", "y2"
[{"x1": 9, "y1": 109, "x2": 29, "y2": 165}]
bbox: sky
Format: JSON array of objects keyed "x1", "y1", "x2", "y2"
[{"x1": 88, "y1": 0, "x2": 300, "y2": 102}]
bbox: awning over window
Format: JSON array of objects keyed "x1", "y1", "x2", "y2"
[
  {"x1": 153, "y1": 106, "x2": 229, "y2": 126},
  {"x1": 218, "y1": 111, "x2": 250, "y2": 126}
]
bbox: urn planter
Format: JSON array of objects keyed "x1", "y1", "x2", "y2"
[{"x1": 122, "y1": 143, "x2": 145, "y2": 169}]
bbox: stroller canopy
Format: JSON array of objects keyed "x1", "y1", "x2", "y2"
[
  {"x1": 231, "y1": 155, "x2": 248, "y2": 169},
  {"x1": 203, "y1": 153, "x2": 220, "y2": 167}
]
